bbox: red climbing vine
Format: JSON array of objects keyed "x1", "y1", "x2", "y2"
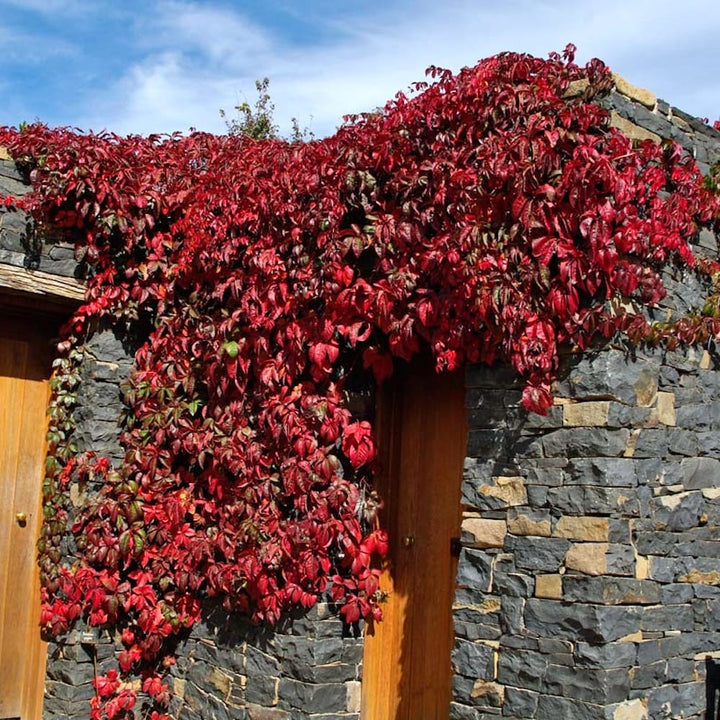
[{"x1": 1, "y1": 45, "x2": 719, "y2": 718}]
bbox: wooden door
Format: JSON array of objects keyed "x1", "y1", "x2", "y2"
[
  {"x1": 0, "y1": 314, "x2": 52, "y2": 720},
  {"x1": 361, "y1": 359, "x2": 466, "y2": 720}
]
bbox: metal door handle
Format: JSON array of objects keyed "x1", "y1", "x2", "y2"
[
  {"x1": 16, "y1": 512, "x2": 27, "y2": 526},
  {"x1": 402, "y1": 535, "x2": 415, "y2": 548}
]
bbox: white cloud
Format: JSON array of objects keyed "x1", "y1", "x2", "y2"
[
  {"x1": 0, "y1": 25, "x2": 77, "y2": 63},
  {"x1": 78, "y1": 0, "x2": 720, "y2": 137},
  {"x1": 143, "y1": 1, "x2": 272, "y2": 64}
]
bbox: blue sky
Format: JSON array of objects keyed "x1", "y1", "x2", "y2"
[{"x1": 0, "y1": 0, "x2": 718, "y2": 138}]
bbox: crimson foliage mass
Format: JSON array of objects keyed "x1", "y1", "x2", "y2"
[{"x1": 1, "y1": 46, "x2": 719, "y2": 718}]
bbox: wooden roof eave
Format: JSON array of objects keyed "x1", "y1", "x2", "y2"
[{"x1": 0, "y1": 263, "x2": 85, "y2": 315}]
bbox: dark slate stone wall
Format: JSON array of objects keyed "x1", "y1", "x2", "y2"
[
  {"x1": 169, "y1": 602, "x2": 362, "y2": 720},
  {"x1": 450, "y1": 76, "x2": 720, "y2": 720},
  {"x1": 453, "y1": 344, "x2": 720, "y2": 720},
  {"x1": 0, "y1": 151, "x2": 80, "y2": 278}
]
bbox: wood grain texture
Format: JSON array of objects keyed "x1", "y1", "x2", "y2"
[
  {"x1": 362, "y1": 359, "x2": 466, "y2": 720},
  {"x1": 0, "y1": 316, "x2": 51, "y2": 720},
  {"x1": 0, "y1": 264, "x2": 85, "y2": 302}
]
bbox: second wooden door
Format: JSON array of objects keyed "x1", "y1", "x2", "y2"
[{"x1": 362, "y1": 359, "x2": 466, "y2": 719}]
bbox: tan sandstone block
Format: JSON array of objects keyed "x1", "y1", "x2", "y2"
[
  {"x1": 656, "y1": 392, "x2": 676, "y2": 426},
  {"x1": 0, "y1": 146, "x2": 10, "y2": 160},
  {"x1": 700, "y1": 350, "x2": 712, "y2": 370},
  {"x1": 612, "y1": 74, "x2": 656, "y2": 109},
  {"x1": 565, "y1": 543, "x2": 608, "y2": 575},
  {"x1": 471, "y1": 680, "x2": 504, "y2": 704},
  {"x1": 535, "y1": 574, "x2": 563, "y2": 599},
  {"x1": 479, "y1": 476, "x2": 527, "y2": 507},
  {"x1": 610, "y1": 112, "x2": 661, "y2": 143},
  {"x1": 634, "y1": 370, "x2": 658, "y2": 408},
  {"x1": 563, "y1": 78, "x2": 589, "y2": 98},
  {"x1": 248, "y1": 705, "x2": 289, "y2": 720},
  {"x1": 507, "y1": 514, "x2": 551, "y2": 537},
  {"x1": 613, "y1": 698, "x2": 649, "y2": 720},
  {"x1": 347, "y1": 681, "x2": 361, "y2": 713},
  {"x1": 679, "y1": 569, "x2": 720, "y2": 585},
  {"x1": 453, "y1": 597, "x2": 501, "y2": 614},
  {"x1": 461, "y1": 517, "x2": 507, "y2": 548},
  {"x1": 563, "y1": 401, "x2": 610, "y2": 427},
  {"x1": 173, "y1": 677, "x2": 186, "y2": 699},
  {"x1": 209, "y1": 666, "x2": 232, "y2": 697},
  {"x1": 553, "y1": 516, "x2": 609, "y2": 542},
  {"x1": 635, "y1": 554, "x2": 649, "y2": 580}
]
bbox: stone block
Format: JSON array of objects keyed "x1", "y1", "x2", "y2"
[
  {"x1": 558, "y1": 350, "x2": 659, "y2": 407},
  {"x1": 610, "y1": 698, "x2": 648, "y2": 720},
  {"x1": 667, "y1": 428, "x2": 698, "y2": 456},
  {"x1": 656, "y1": 392, "x2": 676, "y2": 426},
  {"x1": 452, "y1": 639, "x2": 495, "y2": 679},
  {"x1": 453, "y1": 618, "x2": 502, "y2": 642},
  {"x1": 507, "y1": 508, "x2": 552, "y2": 537},
  {"x1": 641, "y1": 604, "x2": 694, "y2": 632},
  {"x1": 660, "y1": 583, "x2": 694, "y2": 604},
  {"x1": 513, "y1": 536, "x2": 571, "y2": 571},
  {"x1": 246, "y1": 645, "x2": 281, "y2": 677},
  {"x1": 449, "y1": 701, "x2": 482, "y2": 719},
  {"x1": 346, "y1": 681, "x2": 361, "y2": 714},
  {"x1": 653, "y1": 491, "x2": 706, "y2": 531},
  {"x1": 278, "y1": 679, "x2": 347, "y2": 714},
  {"x1": 676, "y1": 402, "x2": 720, "y2": 430},
  {"x1": 697, "y1": 431, "x2": 720, "y2": 457},
  {"x1": 631, "y1": 429, "x2": 668, "y2": 458},
  {"x1": 208, "y1": 666, "x2": 233, "y2": 697},
  {"x1": 526, "y1": 461, "x2": 566, "y2": 486},
  {"x1": 681, "y1": 457, "x2": 720, "y2": 490},
  {"x1": 491, "y1": 557, "x2": 534, "y2": 598},
  {"x1": 544, "y1": 664, "x2": 631, "y2": 703},
  {"x1": 542, "y1": 428, "x2": 629, "y2": 458},
  {"x1": 535, "y1": 694, "x2": 607, "y2": 720},
  {"x1": 563, "y1": 401, "x2": 610, "y2": 426},
  {"x1": 632, "y1": 660, "x2": 668, "y2": 691},
  {"x1": 460, "y1": 517, "x2": 507, "y2": 549},
  {"x1": 501, "y1": 595, "x2": 525, "y2": 635},
  {"x1": 496, "y1": 648, "x2": 548, "y2": 691},
  {"x1": 524, "y1": 599, "x2": 641, "y2": 643},
  {"x1": 546, "y1": 486, "x2": 640, "y2": 516},
  {"x1": 466, "y1": 429, "x2": 509, "y2": 460},
  {"x1": 612, "y1": 74, "x2": 656, "y2": 108},
  {"x1": 535, "y1": 574, "x2": 562, "y2": 599},
  {"x1": 247, "y1": 705, "x2": 290, "y2": 720},
  {"x1": 553, "y1": 516, "x2": 610, "y2": 541},
  {"x1": 606, "y1": 544, "x2": 636, "y2": 576},
  {"x1": 246, "y1": 675, "x2": 280, "y2": 706},
  {"x1": 563, "y1": 576, "x2": 660, "y2": 605},
  {"x1": 503, "y1": 687, "x2": 539, "y2": 717},
  {"x1": 575, "y1": 641, "x2": 637, "y2": 669},
  {"x1": 456, "y1": 548, "x2": 493, "y2": 591},
  {"x1": 477, "y1": 476, "x2": 527, "y2": 507},
  {"x1": 565, "y1": 542, "x2": 608, "y2": 575},
  {"x1": 452, "y1": 676, "x2": 504, "y2": 710},
  {"x1": 565, "y1": 458, "x2": 637, "y2": 488}
]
